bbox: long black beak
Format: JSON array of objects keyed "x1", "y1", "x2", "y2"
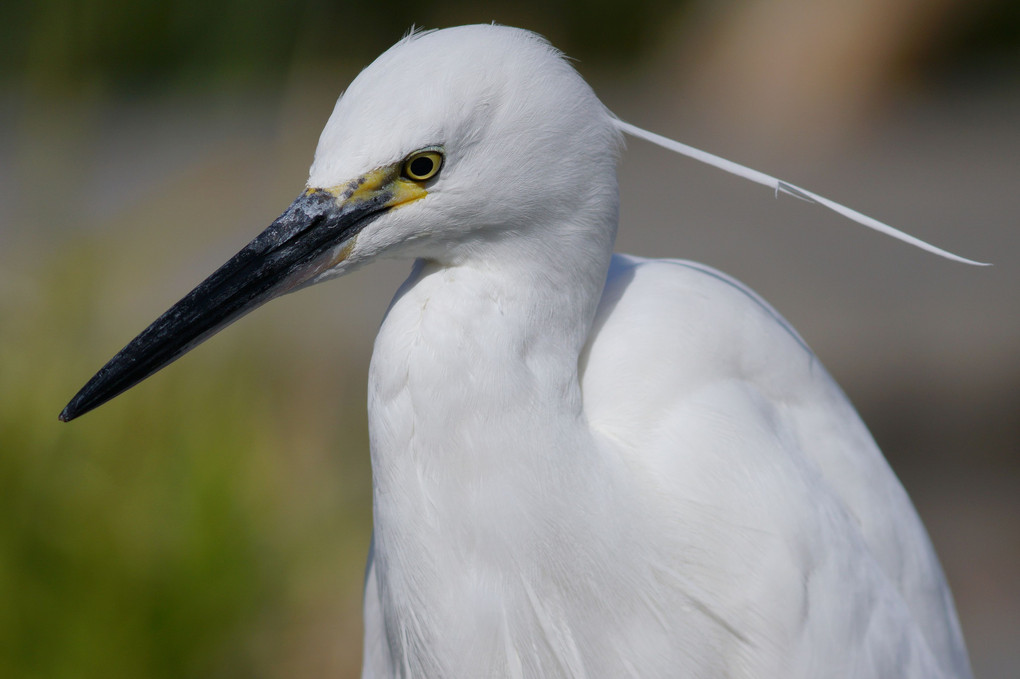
[{"x1": 59, "y1": 187, "x2": 386, "y2": 422}]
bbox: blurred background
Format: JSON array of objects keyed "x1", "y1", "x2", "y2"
[{"x1": 1, "y1": 0, "x2": 1017, "y2": 677}]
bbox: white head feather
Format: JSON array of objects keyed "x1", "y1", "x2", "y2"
[
  {"x1": 308, "y1": 25, "x2": 622, "y2": 272},
  {"x1": 307, "y1": 24, "x2": 985, "y2": 272}
]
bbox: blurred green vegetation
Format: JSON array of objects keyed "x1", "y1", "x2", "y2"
[
  {"x1": 0, "y1": 0, "x2": 685, "y2": 95},
  {"x1": 1, "y1": 0, "x2": 1018, "y2": 97},
  {"x1": 0, "y1": 233, "x2": 375, "y2": 677}
]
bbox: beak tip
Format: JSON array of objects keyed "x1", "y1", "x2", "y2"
[
  {"x1": 59, "y1": 402, "x2": 78, "y2": 423},
  {"x1": 60, "y1": 389, "x2": 94, "y2": 423}
]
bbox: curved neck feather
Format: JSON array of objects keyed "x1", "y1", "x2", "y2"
[{"x1": 366, "y1": 205, "x2": 617, "y2": 499}]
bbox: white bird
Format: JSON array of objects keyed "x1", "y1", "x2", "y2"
[{"x1": 61, "y1": 25, "x2": 976, "y2": 679}]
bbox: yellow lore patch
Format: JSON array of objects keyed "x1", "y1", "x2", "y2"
[
  {"x1": 306, "y1": 163, "x2": 429, "y2": 269},
  {"x1": 319, "y1": 165, "x2": 428, "y2": 209}
]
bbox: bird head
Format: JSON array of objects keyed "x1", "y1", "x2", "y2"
[
  {"x1": 304, "y1": 25, "x2": 621, "y2": 273},
  {"x1": 59, "y1": 25, "x2": 622, "y2": 421}
]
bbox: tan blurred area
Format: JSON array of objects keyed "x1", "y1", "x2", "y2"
[
  {"x1": 2, "y1": 1, "x2": 1017, "y2": 677},
  {"x1": 668, "y1": 0, "x2": 978, "y2": 147}
]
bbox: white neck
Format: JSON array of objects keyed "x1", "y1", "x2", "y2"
[
  {"x1": 367, "y1": 207, "x2": 616, "y2": 485},
  {"x1": 364, "y1": 204, "x2": 623, "y2": 672}
]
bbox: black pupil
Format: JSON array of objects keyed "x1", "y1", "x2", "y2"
[{"x1": 409, "y1": 156, "x2": 435, "y2": 178}]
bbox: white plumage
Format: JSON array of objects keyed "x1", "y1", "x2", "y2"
[
  {"x1": 61, "y1": 23, "x2": 974, "y2": 679},
  {"x1": 328, "y1": 26, "x2": 971, "y2": 678}
]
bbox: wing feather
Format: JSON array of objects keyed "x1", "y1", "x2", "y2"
[{"x1": 580, "y1": 254, "x2": 971, "y2": 677}]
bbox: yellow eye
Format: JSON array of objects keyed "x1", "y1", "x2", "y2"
[{"x1": 402, "y1": 150, "x2": 444, "y2": 182}]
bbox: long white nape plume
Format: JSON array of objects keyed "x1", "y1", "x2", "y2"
[{"x1": 614, "y1": 119, "x2": 989, "y2": 266}]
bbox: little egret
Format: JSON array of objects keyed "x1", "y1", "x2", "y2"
[{"x1": 61, "y1": 25, "x2": 976, "y2": 678}]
